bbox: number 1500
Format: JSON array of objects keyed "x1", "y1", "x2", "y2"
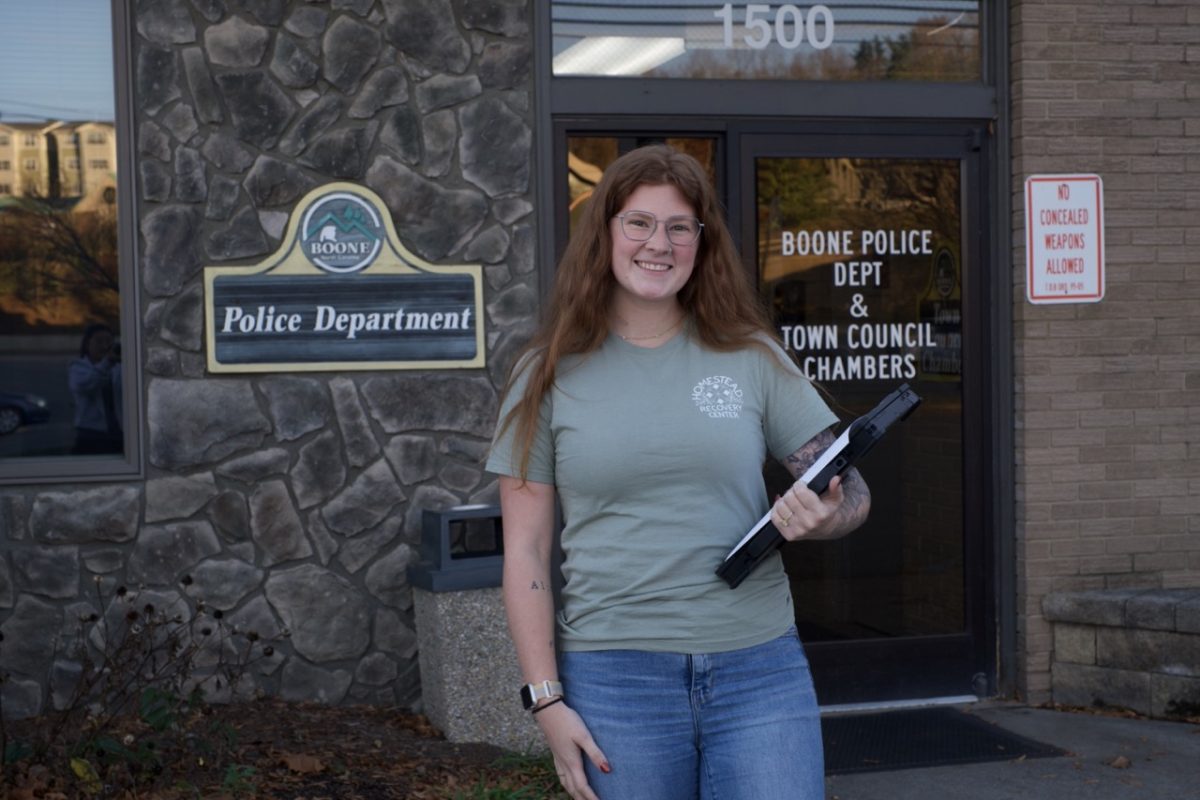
[{"x1": 714, "y1": 3, "x2": 835, "y2": 50}]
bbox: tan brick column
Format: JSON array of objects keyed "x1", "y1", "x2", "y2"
[{"x1": 1010, "y1": 0, "x2": 1200, "y2": 704}]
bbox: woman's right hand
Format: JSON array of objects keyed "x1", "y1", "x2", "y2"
[{"x1": 535, "y1": 702, "x2": 610, "y2": 800}]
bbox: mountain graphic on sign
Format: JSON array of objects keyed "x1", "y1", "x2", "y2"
[{"x1": 305, "y1": 206, "x2": 378, "y2": 241}]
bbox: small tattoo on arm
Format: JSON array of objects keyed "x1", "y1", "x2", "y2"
[
  {"x1": 530, "y1": 580, "x2": 548, "y2": 591},
  {"x1": 785, "y1": 429, "x2": 836, "y2": 479}
]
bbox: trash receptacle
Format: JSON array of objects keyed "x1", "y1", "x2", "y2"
[
  {"x1": 409, "y1": 505, "x2": 543, "y2": 753},
  {"x1": 409, "y1": 504, "x2": 504, "y2": 591}
]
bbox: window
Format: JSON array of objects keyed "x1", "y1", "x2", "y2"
[
  {"x1": 0, "y1": 2, "x2": 138, "y2": 481},
  {"x1": 0, "y1": 134, "x2": 10, "y2": 145},
  {"x1": 551, "y1": 0, "x2": 981, "y2": 81},
  {"x1": 0, "y1": 161, "x2": 10, "y2": 171}
]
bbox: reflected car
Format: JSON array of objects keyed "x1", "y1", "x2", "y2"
[{"x1": 0, "y1": 392, "x2": 51, "y2": 435}]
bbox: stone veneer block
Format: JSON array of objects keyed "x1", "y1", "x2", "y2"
[
  {"x1": 1178, "y1": 597, "x2": 1200, "y2": 635},
  {"x1": 1097, "y1": 627, "x2": 1166, "y2": 673},
  {"x1": 413, "y1": 587, "x2": 541, "y2": 754},
  {"x1": 1150, "y1": 672, "x2": 1200, "y2": 719},
  {"x1": 1, "y1": 678, "x2": 43, "y2": 720},
  {"x1": 1051, "y1": 662, "x2": 1151, "y2": 716},
  {"x1": 1042, "y1": 588, "x2": 1148, "y2": 627},
  {"x1": 1053, "y1": 623, "x2": 1096, "y2": 665},
  {"x1": 1097, "y1": 627, "x2": 1200, "y2": 678},
  {"x1": 1125, "y1": 589, "x2": 1200, "y2": 632}
]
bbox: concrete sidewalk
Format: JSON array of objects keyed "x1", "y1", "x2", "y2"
[{"x1": 824, "y1": 703, "x2": 1200, "y2": 800}]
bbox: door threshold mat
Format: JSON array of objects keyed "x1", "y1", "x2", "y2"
[{"x1": 822, "y1": 706, "x2": 1068, "y2": 775}]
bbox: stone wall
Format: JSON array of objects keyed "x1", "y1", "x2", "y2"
[
  {"x1": 1, "y1": 0, "x2": 536, "y2": 719},
  {"x1": 1011, "y1": 0, "x2": 1200, "y2": 704},
  {"x1": 1043, "y1": 588, "x2": 1200, "y2": 718}
]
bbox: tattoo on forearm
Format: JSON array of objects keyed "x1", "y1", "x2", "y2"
[
  {"x1": 784, "y1": 429, "x2": 835, "y2": 477},
  {"x1": 530, "y1": 580, "x2": 548, "y2": 591},
  {"x1": 784, "y1": 428, "x2": 871, "y2": 534},
  {"x1": 833, "y1": 468, "x2": 870, "y2": 528}
]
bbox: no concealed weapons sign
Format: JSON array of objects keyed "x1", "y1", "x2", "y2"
[{"x1": 1025, "y1": 174, "x2": 1105, "y2": 305}]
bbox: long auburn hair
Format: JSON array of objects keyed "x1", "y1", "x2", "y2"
[{"x1": 500, "y1": 144, "x2": 779, "y2": 479}]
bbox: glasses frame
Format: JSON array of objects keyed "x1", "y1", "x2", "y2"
[{"x1": 614, "y1": 211, "x2": 705, "y2": 246}]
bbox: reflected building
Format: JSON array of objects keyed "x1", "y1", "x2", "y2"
[{"x1": 0, "y1": 120, "x2": 115, "y2": 200}]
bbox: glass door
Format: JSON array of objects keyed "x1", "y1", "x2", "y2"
[{"x1": 743, "y1": 130, "x2": 992, "y2": 704}]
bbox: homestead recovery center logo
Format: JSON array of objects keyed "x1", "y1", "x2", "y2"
[
  {"x1": 692, "y1": 375, "x2": 743, "y2": 419},
  {"x1": 300, "y1": 191, "x2": 384, "y2": 274}
]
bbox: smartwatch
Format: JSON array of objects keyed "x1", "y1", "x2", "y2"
[{"x1": 520, "y1": 679, "x2": 563, "y2": 710}]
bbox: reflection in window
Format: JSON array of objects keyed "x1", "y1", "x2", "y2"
[
  {"x1": 0, "y1": 3, "x2": 124, "y2": 461},
  {"x1": 553, "y1": 0, "x2": 980, "y2": 82},
  {"x1": 566, "y1": 136, "x2": 717, "y2": 238}
]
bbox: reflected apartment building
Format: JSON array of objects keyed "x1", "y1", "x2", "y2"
[{"x1": 0, "y1": 121, "x2": 117, "y2": 200}]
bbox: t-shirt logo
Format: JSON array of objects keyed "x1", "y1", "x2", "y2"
[{"x1": 692, "y1": 375, "x2": 743, "y2": 419}]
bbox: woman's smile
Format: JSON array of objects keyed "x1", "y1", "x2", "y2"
[{"x1": 635, "y1": 259, "x2": 672, "y2": 272}]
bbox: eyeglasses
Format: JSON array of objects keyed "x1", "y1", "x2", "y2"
[{"x1": 614, "y1": 211, "x2": 704, "y2": 246}]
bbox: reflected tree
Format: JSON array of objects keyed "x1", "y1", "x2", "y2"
[
  {"x1": 0, "y1": 192, "x2": 119, "y2": 326},
  {"x1": 852, "y1": 16, "x2": 980, "y2": 82}
]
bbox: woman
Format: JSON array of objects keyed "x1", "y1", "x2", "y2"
[
  {"x1": 487, "y1": 145, "x2": 870, "y2": 800},
  {"x1": 68, "y1": 322, "x2": 123, "y2": 454}
]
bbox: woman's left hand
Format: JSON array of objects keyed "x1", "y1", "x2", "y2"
[{"x1": 771, "y1": 475, "x2": 844, "y2": 541}]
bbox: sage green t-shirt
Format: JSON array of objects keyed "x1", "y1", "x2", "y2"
[{"x1": 487, "y1": 329, "x2": 838, "y2": 654}]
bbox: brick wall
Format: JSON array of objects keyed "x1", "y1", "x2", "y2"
[{"x1": 1011, "y1": 0, "x2": 1200, "y2": 703}]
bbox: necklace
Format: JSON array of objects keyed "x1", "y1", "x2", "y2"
[{"x1": 617, "y1": 315, "x2": 684, "y2": 342}]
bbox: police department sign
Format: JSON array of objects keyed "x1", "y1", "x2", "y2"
[{"x1": 204, "y1": 183, "x2": 485, "y2": 372}]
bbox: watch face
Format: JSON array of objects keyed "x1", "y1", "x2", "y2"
[{"x1": 520, "y1": 680, "x2": 561, "y2": 710}]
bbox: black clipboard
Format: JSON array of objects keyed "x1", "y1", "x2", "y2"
[{"x1": 716, "y1": 383, "x2": 922, "y2": 589}]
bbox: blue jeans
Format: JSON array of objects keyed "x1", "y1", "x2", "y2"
[{"x1": 559, "y1": 629, "x2": 824, "y2": 800}]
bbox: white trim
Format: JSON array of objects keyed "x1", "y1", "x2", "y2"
[{"x1": 819, "y1": 695, "x2": 979, "y2": 716}]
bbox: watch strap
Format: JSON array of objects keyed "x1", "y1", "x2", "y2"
[{"x1": 520, "y1": 679, "x2": 563, "y2": 710}]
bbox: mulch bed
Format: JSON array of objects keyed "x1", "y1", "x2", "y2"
[{"x1": 1, "y1": 698, "x2": 547, "y2": 799}]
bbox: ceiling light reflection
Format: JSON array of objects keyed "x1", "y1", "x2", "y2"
[{"x1": 553, "y1": 36, "x2": 687, "y2": 76}]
